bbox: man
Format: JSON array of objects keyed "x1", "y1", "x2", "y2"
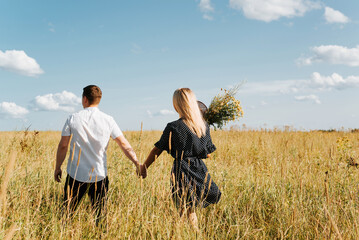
[{"x1": 54, "y1": 85, "x2": 145, "y2": 223}]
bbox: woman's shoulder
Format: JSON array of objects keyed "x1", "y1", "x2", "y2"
[
  {"x1": 162, "y1": 119, "x2": 185, "y2": 134},
  {"x1": 166, "y1": 118, "x2": 183, "y2": 127}
]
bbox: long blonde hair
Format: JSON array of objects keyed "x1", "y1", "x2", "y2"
[{"x1": 173, "y1": 88, "x2": 206, "y2": 138}]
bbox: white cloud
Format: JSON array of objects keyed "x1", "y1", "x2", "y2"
[
  {"x1": 199, "y1": 0, "x2": 214, "y2": 12},
  {"x1": 0, "y1": 102, "x2": 29, "y2": 118},
  {"x1": 241, "y1": 72, "x2": 359, "y2": 96},
  {"x1": 48, "y1": 22, "x2": 55, "y2": 32},
  {"x1": 159, "y1": 109, "x2": 176, "y2": 115},
  {"x1": 310, "y1": 72, "x2": 359, "y2": 90},
  {"x1": 199, "y1": 0, "x2": 214, "y2": 20},
  {"x1": 324, "y1": 7, "x2": 349, "y2": 24},
  {"x1": 0, "y1": 50, "x2": 44, "y2": 77},
  {"x1": 295, "y1": 95, "x2": 321, "y2": 104},
  {"x1": 147, "y1": 109, "x2": 176, "y2": 118},
  {"x1": 146, "y1": 110, "x2": 153, "y2": 118},
  {"x1": 32, "y1": 91, "x2": 81, "y2": 112},
  {"x1": 131, "y1": 43, "x2": 142, "y2": 54},
  {"x1": 229, "y1": 0, "x2": 321, "y2": 22},
  {"x1": 240, "y1": 79, "x2": 301, "y2": 95},
  {"x1": 203, "y1": 14, "x2": 214, "y2": 21},
  {"x1": 298, "y1": 45, "x2": 359, "y2": 67}
]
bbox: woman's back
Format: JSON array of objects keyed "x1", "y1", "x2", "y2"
[{"x1": 155, "y1": 118, "x2": 216, "y2": 160}]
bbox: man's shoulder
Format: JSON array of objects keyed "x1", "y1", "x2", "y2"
[
  {"x1": 96, "y1": 109, "x2": 115, "y2": 121},
  {"x1": 69, "y1": 109, "x2": 86, "y2": 118},
  {"x1": 69, "y1": 107, "x2": 117, "y2": 123},
  {"x1": 66, "y1": 111, "x2": 78, "y2": 120},
  {"x1": 67, "y1": 108, "x2": 97, "y2": 120}
]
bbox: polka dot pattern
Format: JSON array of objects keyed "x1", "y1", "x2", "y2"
[{"x1": 155, "y1": 118, "x2": 221, "y2": 208}]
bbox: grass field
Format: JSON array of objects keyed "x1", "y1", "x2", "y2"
[{"x1": 0, "y1": 129, "x2": 359, "y2": 239}]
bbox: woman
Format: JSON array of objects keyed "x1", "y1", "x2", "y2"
[{"x1": 142, "y1": 88, "x2": 221, "y2": 229}]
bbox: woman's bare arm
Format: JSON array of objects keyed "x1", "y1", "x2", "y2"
[{"x1": 143, "y1": 146, "x2": 163, "y2": 170}]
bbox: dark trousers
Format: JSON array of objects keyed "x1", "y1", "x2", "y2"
[{"x1": 63, "y1": 174, "x2": 109, "y2": 223}]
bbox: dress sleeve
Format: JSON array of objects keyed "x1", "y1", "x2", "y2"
[
  {"x1": 206, "y1": 125, "x2": 216, "y2": 154},
  {"x1": 154, "y1": 124, "x2": 172, "y2": 153}
]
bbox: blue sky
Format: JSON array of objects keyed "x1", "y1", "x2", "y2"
[{"x1": 0, "y1": 0, "x2": 358, "y2": 131}]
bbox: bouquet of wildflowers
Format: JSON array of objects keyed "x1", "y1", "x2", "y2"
[{"x1": 203, "y1": 85, "x2": 243, "y2": 129}]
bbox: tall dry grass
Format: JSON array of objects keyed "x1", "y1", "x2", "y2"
[
  {"x1": 0, "y1": 129, "x2": 358, "y2": 239},
  {"x1": 0, "y1": 151, "x2": 17, "y2": 217}
]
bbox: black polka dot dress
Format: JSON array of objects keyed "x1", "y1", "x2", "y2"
[{"x1": 155, "y1": 118, "x2": 221, "y2": 208}]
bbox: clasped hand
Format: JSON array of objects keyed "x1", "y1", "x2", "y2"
[{"x1": 136, "y1": 164, "x2": 147, "y2": 178}]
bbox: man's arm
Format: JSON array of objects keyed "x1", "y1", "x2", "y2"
[
  {"x1": 54, "y1": 136, "x2": 71, "y2": 182},
  {"x1": 114, "y1": 135, "x2": 142, "y2": 175}
]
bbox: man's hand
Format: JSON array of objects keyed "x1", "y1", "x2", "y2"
[
  {"x1": 55, "y1": 135, "x2": 70, "y2": 183},
  {"x1": 136, "y1": 164, "x2": 147, "y2": 179},
  {"x1": 54, "y1": 168, "x2": 62, "y2": 182}
]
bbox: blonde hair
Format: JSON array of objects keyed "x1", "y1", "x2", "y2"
[{"x1": 173, "y1": 88, "x2": 206, "y2": 138}]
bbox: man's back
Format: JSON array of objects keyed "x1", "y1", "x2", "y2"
[
  {"x1": 54, "y1": 85, "x2": 141, "y2": 223},
  {"x1": 62, "y1": 107, "x2": 123, "y2": 182}
]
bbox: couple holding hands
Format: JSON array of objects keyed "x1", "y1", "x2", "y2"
[{"x1": 54, "y1": 85, "x2": 221, "y2": 228}]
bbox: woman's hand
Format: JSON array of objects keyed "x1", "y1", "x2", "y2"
[
  {"x1": 54, "y1": 168, "x2": 62, "y2": 182},
  {"x1": 141, "y1": 165, "x2": 147, "y2": 178},
  {"x1": 136, "y1": 164, "x2": 147, "y2": 178}
]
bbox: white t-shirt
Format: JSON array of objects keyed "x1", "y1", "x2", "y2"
[{"x1": 62, "y1": 107, "x2": 123, "y2": 182}]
